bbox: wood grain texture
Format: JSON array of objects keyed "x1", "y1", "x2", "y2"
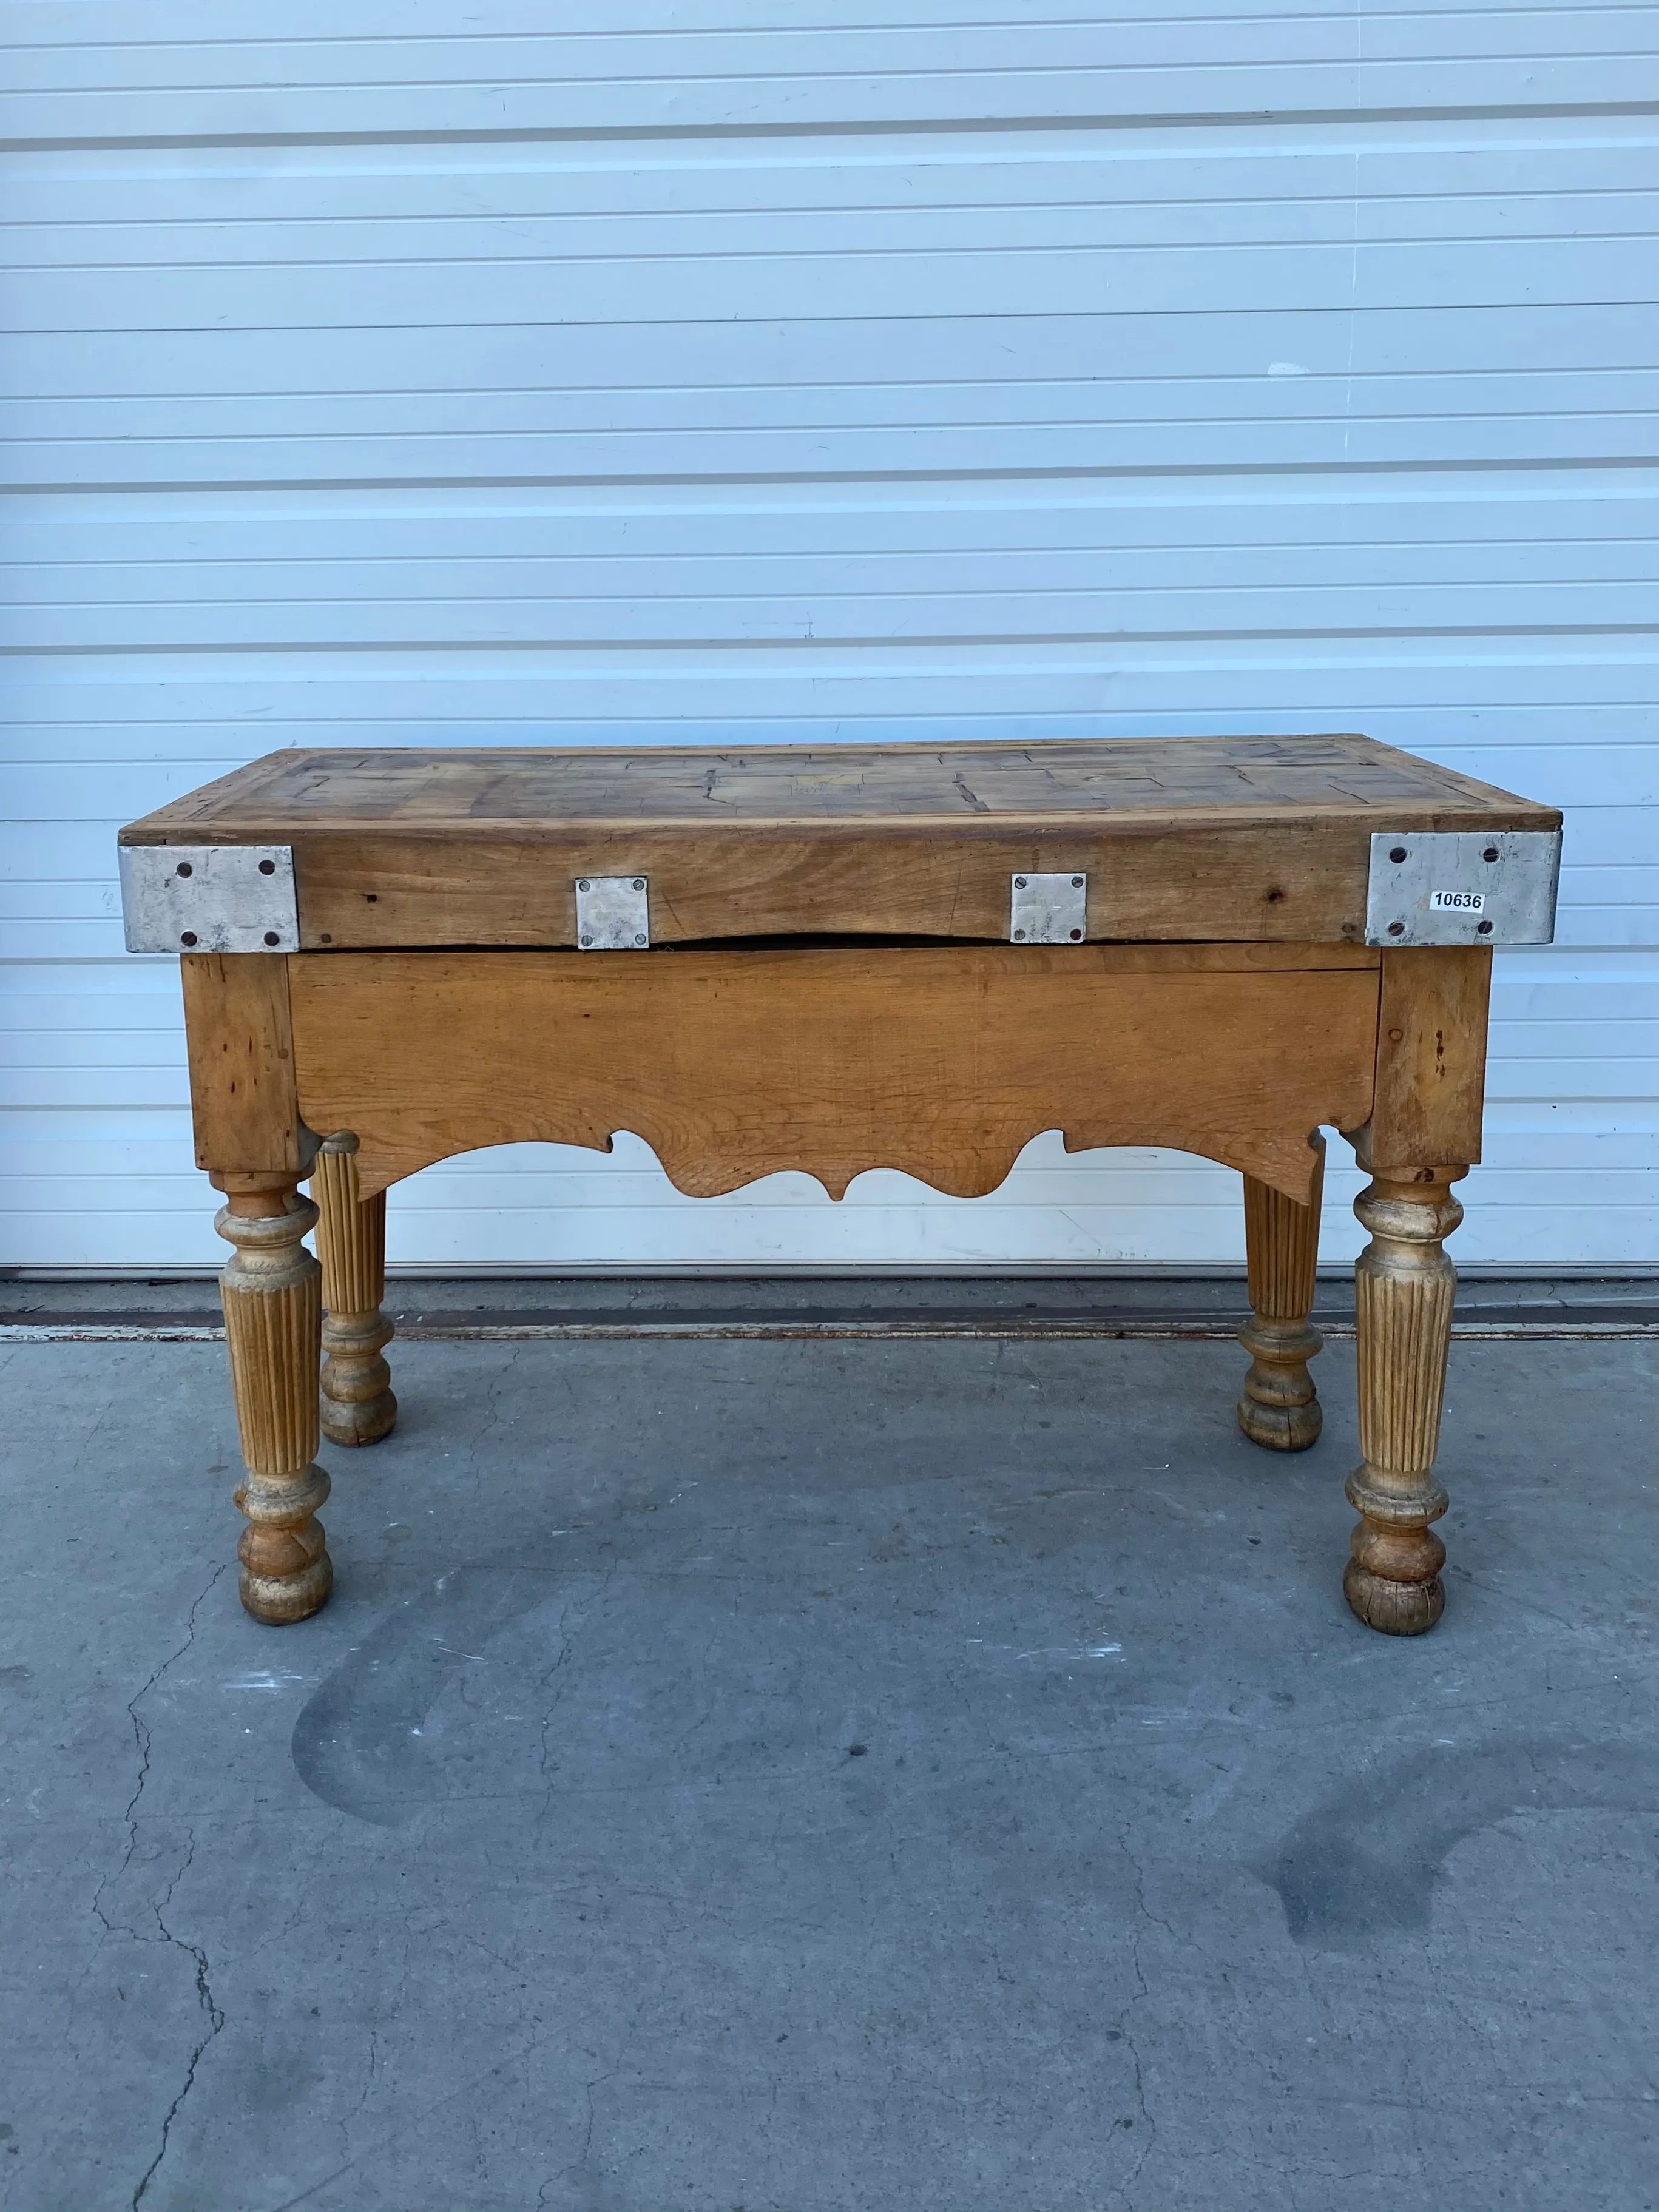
[
  {"x1": 295, "y1": 821, "x2": 1374, "y2": 949},
  {"x1": 180, "y1": 952, "x2": 304, "y2": 1176},
  {"x1": 286, "y1": 945, "x2": 1380, "y2": 1204},
  {"x1": 311, "y1": 1133, "x2": 396, "y2": 1449},
  {"x1": 1237, "y1": 1131, "x2": 1325, "y2": 1451},
  {"x1": 215, "y1": 1184, "x2": 332, "y2": 1625},
  {"x1": 1372, "y1": 946, "x2": 1493, "y2": 1171}
]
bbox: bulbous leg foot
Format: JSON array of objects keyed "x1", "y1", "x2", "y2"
[
  {"x1": 320, "y1": 1312, "x2": 397, "y2": 1448},
  {"x1": 236, "y1": 1469, "x2": 334, "y2": 1624},
  {"x1": 1342, "y1": 1483, "x2": 1447, "y2": 1636},
  {"x1": 1237, "y1": 1318, "x2": 1323, "y2": 1451}
]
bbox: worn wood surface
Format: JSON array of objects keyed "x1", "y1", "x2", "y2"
[
  {"x1": 286, "y1": 945, "x2": 1380, "y2": 1204},
  {"x1": 1371, "y1": 946, "x2": 1493, "y2": 1170},
  {"x1": 1237, "y1": 1133, "x2": 1326, "y2": 1451},
  {"x1": 180, "y1": 951, "x2": 305, "y2": 1176},
  {"x1": 122, "y1": 737, "x2": 1562, "y2": 950},
  {"x1": 120, "y1": 734, "x2": 1561, "y2": 836},
  {"x1": 295, "y1": 821, "x2": 1380, "y2": 948}
]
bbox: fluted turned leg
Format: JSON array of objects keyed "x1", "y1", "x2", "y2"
[
  {"x1": 1345, "y1": 1161, "x2": 1467, "y2": 1636},
  {"x1": 1237, "y1": 1133, "x2": 1325, "y2": 1451},
  {"x1": 216, "y1": 1184, "x2": 333, "y2": 1624},
  {"x1": 312, "y1": 1131, "x2": 396, "y2": 1448}
]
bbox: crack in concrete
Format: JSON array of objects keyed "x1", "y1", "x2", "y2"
[
  {"x1": 579, "y1": 2071, "x2": 612, "y2": 2170},
  {"x1": 348, "y1": 2020, "x2": 382, "y2": 2128},
  {"x1": 87, "y1": 1564, "x2": 232, "y2": 2209},
  {"x1": 467, "y1": 1347, "x2": 521, "y2": 1505},
  {"x1": 133, "y1": 1856, "x2": 226, "y2": 2211},
  {"x1": 89, "y1": 1625, "x2": 199, "y2": 1954},
  {"x1": 1118, "y1": 1829, "x2": 1166, "y2": 2194},
  {"x1": 535, "y1": 1610, "x2": 578, "y2": 1823},
  {"x1": 99, "y1": 1565, "x2": 228, "y2": 1930}
]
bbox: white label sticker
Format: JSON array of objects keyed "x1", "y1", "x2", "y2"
[{"x1": 1429, "y1": 889, "x2": 1484, "y2": 913}]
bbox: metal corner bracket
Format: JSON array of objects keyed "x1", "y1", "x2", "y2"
[
  {"x1": 118, "y1": 843, "x2": 299, "y2": 954},
  {"x1": 1364, "y1": 829, "x2": 1561, "y2": 948}
]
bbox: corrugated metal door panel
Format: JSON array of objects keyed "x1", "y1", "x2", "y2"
[{"x1": 2, "y1": 4, "x2": 1654, "y2": 1269}]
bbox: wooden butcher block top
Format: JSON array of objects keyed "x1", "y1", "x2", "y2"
[{"x1": 120, "y1": 733, "x2": 1560, "y2": 949}]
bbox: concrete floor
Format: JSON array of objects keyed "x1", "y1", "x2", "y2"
[{"x1": 1, "y1": 1327, "x2": 1655, "y2": 2212}]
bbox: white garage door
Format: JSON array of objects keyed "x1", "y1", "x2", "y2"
[{"x1": 4, "y1": 3, "x2": 1655, "y2": 1273}]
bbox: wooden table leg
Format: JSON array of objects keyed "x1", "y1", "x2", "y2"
[
  {"x1": 215, "y1": 1178, "x2": 333, "y2": 1624},
  {"x1": 1237, "y1": 1132, "x2": 1325, "y2": 1450},
  {"x1": 1343, "y1": 1156, "x2": 1467, "y2": 1635},
  {"x1": 1339, "y1": 945, "x2": 1488, "y2": 1634},
  {"x1": 312, "y1": 1131, "x2": 397, "y2": 1448}
]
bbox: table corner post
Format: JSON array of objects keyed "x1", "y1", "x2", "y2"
[
  {"x1": 1342, "y1": 946, "x2": 1488, "y2": 1635},
  {"x1": 181, "y1": 951, "x2": 334, "y2": 1624},
  {"x1": 1343, "y1": 1129, "x2": 1466, "y2": 1636}
]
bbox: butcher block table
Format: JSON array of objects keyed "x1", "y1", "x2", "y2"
[{"x1": 119, "y1": 735, "x2": 1562, "y2": 1638}]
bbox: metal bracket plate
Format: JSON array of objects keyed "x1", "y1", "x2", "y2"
[
  {"x1": 575, "y1": 874, "x2": 650, "y2": 949},
  {"x1": 1365, "y1": 830, "x2": 1561, "y2": 948},
  {"x1": 118, "y1": 843, "x2": 299, "y2": 953},
  {"x1": 1010, "y1": 871, "x2": 1087, "y2": 945}
]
